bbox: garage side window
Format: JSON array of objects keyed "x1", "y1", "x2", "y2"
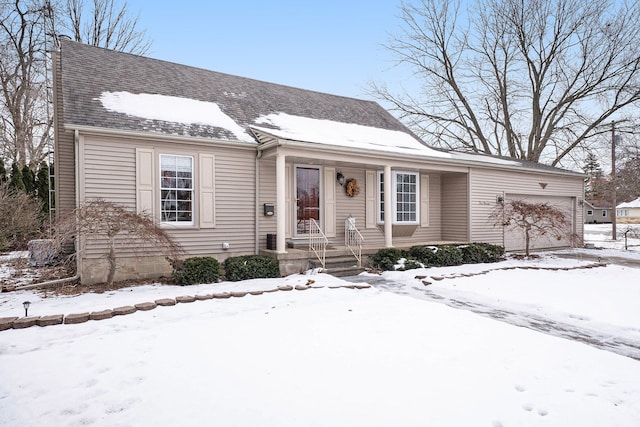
[{"x1": 160, "y1": 154, "x2": 194, "y2": 224}]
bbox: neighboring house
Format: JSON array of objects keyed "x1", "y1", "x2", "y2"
[
  {"x1": 52, "y1": 40, "x2": 585, "y2": 284},
  {"x1": 617, "y1": 198, "x2": 640, "y2": 223},
  {"x1": 583, "y1": 200, "x2": 612, "y2": 224}
]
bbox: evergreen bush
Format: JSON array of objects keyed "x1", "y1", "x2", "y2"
[
  {"x1": 370, "y1": 243, "x2": 505, "y2": 271},
  {"x1": 400, "y1": 259, "x2": 423, "y2": 271},
  {"x1": 460, "y1": 243, "x2": 505, "y2": 264},
  {"x1": 172, "y1": 256, "x2": 220, "y2": 286},
  {"x1": 369, "y1": 247, "x2": 407, "y2": 271},
  {"x1": 224, "y1": 255, "x2": 280, "y2": 281},
  {"x1": 432, "y1": 245, "x2": 464, "y2": 266},
  {"x1": 408, "y1": 245, "x2": 437, "y2": 265}
]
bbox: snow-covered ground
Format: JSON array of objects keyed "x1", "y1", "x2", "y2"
[
  {"x1": 582, "y1": 223, "x2": 640, "y2": 254},
  {"x1": 1, "y1": 226, "x2": 640, "y2": 426}
]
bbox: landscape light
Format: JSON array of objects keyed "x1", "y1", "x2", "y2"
[{"x1": 23, "y1": 301, "x2": 31, "y2": 317}]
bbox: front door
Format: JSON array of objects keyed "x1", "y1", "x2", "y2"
[{"x1": 296, "y1": 166, "x2": 320, "y2": 236}]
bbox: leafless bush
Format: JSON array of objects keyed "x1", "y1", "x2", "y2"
[
  {"x1": 53, "y1": 199, "x2": 183, "y2": 286},
  {"x1": 490, "y1": 200, "x2": 577, "y2": 257},
  {"x1": 0, "y1": 182, "x2": 43, "y2": 251}
]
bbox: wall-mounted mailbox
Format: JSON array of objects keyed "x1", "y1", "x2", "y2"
[{"x1": 263, "y1": 203, "x2": 275, "y2": 216}]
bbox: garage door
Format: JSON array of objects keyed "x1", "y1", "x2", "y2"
[{"x1": 503, "y1": 194, "x2": 575, "y2": 252}]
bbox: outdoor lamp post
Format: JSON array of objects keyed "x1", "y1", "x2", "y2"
[{"x1": 23, "y1": 301, "x2": 31, "y2": 317}]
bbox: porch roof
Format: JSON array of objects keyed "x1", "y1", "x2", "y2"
[{"x1": 250, "y1": 117, "x2": 584, "y2": 177}]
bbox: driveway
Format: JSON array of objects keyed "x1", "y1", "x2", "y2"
[{"x1": 347, "y1": 268, "x2": 640, "y2": 361}]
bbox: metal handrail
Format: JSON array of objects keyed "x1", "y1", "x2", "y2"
[
  {"x1": 345, "y1": 215, "x2": 364, "y2": 267},
  {"x1": 309, "y1": 218, "x2": 328, "y2": 270}
]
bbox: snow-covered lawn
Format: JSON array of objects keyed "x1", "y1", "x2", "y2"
[{"x1": 1, "y1": 250, "x2": 640, "y2": 426}]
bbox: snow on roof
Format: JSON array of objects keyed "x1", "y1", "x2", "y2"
[
  {"x1": 252, "y1": 112, "x2": 452, "y2": 158},
  {"x1": 447, "y1": 151, "x2": 522, "y2": 167},
  {"x1": 98, "y1": 91, "x2": 254, "y2": 142},
  {"x1": 617, "y1": 197, "x2": 640, "y2": 209}
]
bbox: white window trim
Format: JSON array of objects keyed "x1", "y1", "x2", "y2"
[
  {"x1": 377, "y1": 170, "x2": 420, "y2": 225},
  {"x1": 159, "y1": 153, "x2": 195, "y2": 227}
]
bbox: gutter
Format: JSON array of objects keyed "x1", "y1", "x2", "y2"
[
  {"x1": 252, "y1": 130, "x2": 585, "y2": 178},
  {"x1": 65, "y1": 123, "x2": 257, "y2": 150}
]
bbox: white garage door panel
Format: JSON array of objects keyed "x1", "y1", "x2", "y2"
[{"x1": 503, "y1": 194, "x2": 574, "y2": 252}]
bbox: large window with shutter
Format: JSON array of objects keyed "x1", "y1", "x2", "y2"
[
  {"x1": 160, "y1": 154, "x2": 194, "y2": 224},
  {"x1": 377, "y1": 171, "x2": 420, "y2": 224}
]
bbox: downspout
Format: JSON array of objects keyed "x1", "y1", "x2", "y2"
[
  {"x1": 255, "y1": 149, "x2": 262, "y2": 254},
  {"x1": 15, "y1": 273, "x2": 80, "y2": 291},
  {"x1": 11, "y1": 130, "x2": 84, "y2": 291},
  {"x1": 73, "y1": 129, "x2": 82, "y2": 283}
]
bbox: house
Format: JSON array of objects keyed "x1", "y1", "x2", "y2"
[
  {"x1": 52, "y1": 40, "x2": 585, "y2": 284},
  {"x1": 583, "y1": 200, "x2": 612, "y2": 224},
  {"x1": 616, "y1": 198, "x2": 640, "y2": 223}
]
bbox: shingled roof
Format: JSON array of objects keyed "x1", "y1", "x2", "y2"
[{"x1": 58, "y1": 39, "x2": 412, "y2": 142}]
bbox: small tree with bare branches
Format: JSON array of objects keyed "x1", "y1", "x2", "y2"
[
  {"x1": 54, "y1": 199, "x2": 183, "y2": 286},
  {"x1": 490, "y1": 200, "x2": 574, "y2": 257}
]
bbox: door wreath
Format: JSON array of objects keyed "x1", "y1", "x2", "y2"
[{"x1": 345, "y1": 178, "x2": 360, "y2": 197}]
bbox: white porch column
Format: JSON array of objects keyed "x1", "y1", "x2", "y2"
[
  {"x1": 384, "y1": 164, "x2": 393, "y2": 248},
  {"x1": 276, "y1": 153, "x2": 287, "y2": 253}
]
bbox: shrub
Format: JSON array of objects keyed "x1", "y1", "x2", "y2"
[
  {"x1": 371, "y1": 243, "x2": 504, "y2": 271},
  {"x1": 408, "y1": 245, "x2": 437, "y2": 266},
  {"x1": 172, "y1": 256, "x2": 220, "y2": 286},
  {"x1": 433, "y1": 245, "x2": 464, "y2": 266},
  {"x1": 369, "y1": 247, "x2": 407, "y2": 271},
  {"x1": 475, "y1": 242, "x2": 505, "y2": 261},
  {"x1": 0, "y1": 182, "x2": 43, "y2": 251},
  {"x1": 461, "y1": 243, "x2": 505, "y2": 263},
  {"x1": 224, "y1": 255, "x2": 280, "y2": 281},
  {"x1": 400, "y1": 259, "x2": 423, "y2": 271}
]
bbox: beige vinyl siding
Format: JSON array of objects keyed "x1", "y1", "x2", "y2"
[
  {"x1": 52, "y1": 51, "x2": 76, "y2": 217},
  {"x1": 79, "y1": 134, "x2": 257, "y2": 260},
  {"x1": 469, "y1": 167, "x2": 584, "y2": 248},
  {"x1": 441, "y1": 172, "x2": 469, "y2": 241},
  {"x1": 81, "y1": 136, "x2": 136, "y2": 206},
  {"x1": 336, "y1": 167, "x2": 367, "y2": 244},
  {"x1": 258, "y1": 158, "x2": 277, "y2": 248}
]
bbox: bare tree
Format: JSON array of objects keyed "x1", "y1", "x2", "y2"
[
  {"x1": 0, "y1": 0, "x2": 52, "y2": 168},
  {"x1": 60, "y1": 0, "x2": 151, "y2": 54},
  {"x1": 616, "y1": 144, "x2": 640, "y2": 203},
  {"x1": 490, "y1": 200, "x2": 574, "y2": 257},
  {"x1": 54, "y1": 199, "x2": 183, "y2": 286},
  {"x1": 374, "y1": 0, "x2": 640, "y2": 167},
  {"x1": 0, "y1": 0, "x2": 151, "y2": 170}
]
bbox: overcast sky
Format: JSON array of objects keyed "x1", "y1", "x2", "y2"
[{"x1": 129, "y1": 0, "x2": 411, "y2": 101}]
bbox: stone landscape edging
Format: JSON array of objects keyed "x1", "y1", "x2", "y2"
[
  {"x1": 418, "y1": 262, "x2": 607, "y2": 285},
  {"x1": 0, "y1": 282, "x2": 372, "y2": 332}
]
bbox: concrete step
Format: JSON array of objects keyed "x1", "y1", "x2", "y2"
[
  {"x1": 311, "y1": 256, "x2": 360, "y2": 269},
  {"x1": 310, "y1": 255, "x2": 365, "y2": 277},
  {"x1": 323, "y1": 266, "x2": 367, "y2": 278}
]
